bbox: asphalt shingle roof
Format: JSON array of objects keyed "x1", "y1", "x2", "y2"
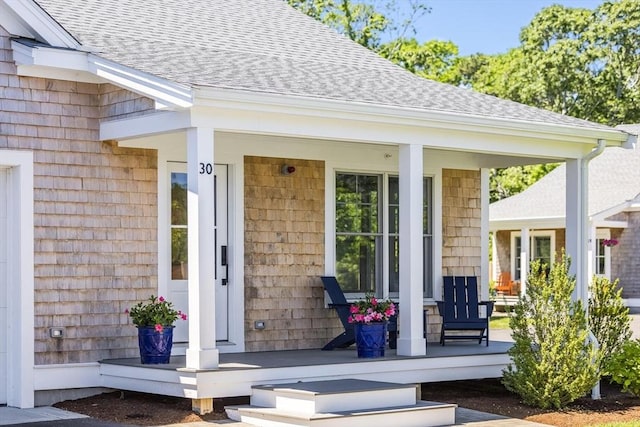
[
  {"x1": 490, "y1": 140, "x2": 640, "y2": 221},
  {"x1": 31, "y1": 0, "x2": 613, "y2": 131}
]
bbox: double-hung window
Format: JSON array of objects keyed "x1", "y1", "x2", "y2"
[
  {"x1": 594, "y1": 229, "x2": 611, "y2": 278},
  {"x1": 335, "y1": 172, "x2": 433, "y2": 298}
]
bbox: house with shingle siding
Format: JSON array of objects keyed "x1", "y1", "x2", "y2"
[
  {"x1": 490, "y1": 124, "x2": 640, "y2": 303},
  {"x1": 0, "y1": 0, "x2": 633, "y2": 411}
]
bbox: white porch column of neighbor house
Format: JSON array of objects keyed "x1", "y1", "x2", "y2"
[
  {"x1": 480, "y1": 169, "x2": 490, "y2": 301},
  {"x1": 520, "y1": 227, "x2": 530, "y2": 296},
  {"x1": 185, "y1": 127, "x2": 219, "y2": 370},
  {"x1": 397, "y1": 144, "x2": 427, "y2": 356}
]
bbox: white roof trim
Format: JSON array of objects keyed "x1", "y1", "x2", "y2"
[
  {"x1": 194, "y1": 86, "x2": 630, "y2": 146},
  {"x1": 0, "y1": 0, "x2": 79, "y2": 48},
  {"x1": 11, "y1": 40, "x2": 194, "y2": 110},
  {"x1": 489, "y1": 217, "x2": 565, "y2": 231}
]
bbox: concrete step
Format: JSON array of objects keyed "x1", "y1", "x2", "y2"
[{"x1": 225, "y1": 379, "x2": 457, "y2": 427}]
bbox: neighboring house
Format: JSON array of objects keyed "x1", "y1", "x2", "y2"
[
  {"x1": 0, "y1": 0, "x2": 632, "y2": 411},
  {"x1": 490, "y1": 124, "x2": 640, "y2": 302}
]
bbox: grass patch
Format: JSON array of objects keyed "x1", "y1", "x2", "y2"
[{"x1": 489, "y1": 316, "x2": 510, "y2": 330}]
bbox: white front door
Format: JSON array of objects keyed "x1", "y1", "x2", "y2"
[
  {"x1": 0, "y1": 168, "x2": 8, "y2": 404},
  {"x1": 168, "y1": 163, "x2": 229, "y2": 342}
]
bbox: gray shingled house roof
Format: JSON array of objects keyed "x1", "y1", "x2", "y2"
[
  {"x1": 490, "y1": 134, "x2": 640, "y2": 222},
  {"x1": 29, "y1": 0, "x2": 613, "y2": 131}
]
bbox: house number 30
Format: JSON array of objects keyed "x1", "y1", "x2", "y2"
[{"x1": 199, "y1": 163, "x2": 213, "y2": 175}]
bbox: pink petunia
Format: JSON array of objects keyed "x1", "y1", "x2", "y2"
[
  {"x1": 155, "y1": 324, "x2": 164, "y2": 332},
  {"x1": 159, "y1": 296, "x2": 165, "y2": 302},
  {"x1": 350, "y1": 305, "x2": 359, "y2": 314},
  {"x1": 124, "y1": 309, "x2": 129, "y2": 314},
  {"x1": 371, "y1": 297, "x2": 378, "y2": 306},
  {"x1": 181, "y1": 313, "x2": 187, "y2": 320}
]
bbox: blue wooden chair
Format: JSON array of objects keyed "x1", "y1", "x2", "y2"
[
  {"x1": 320, "y1": 276, "x2": 398, "y2": 350},
  {"x1": 436, "y1": 276, "x2": 494, "y2": 346}
]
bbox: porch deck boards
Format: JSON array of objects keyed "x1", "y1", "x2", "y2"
[
  {"x1": 98, "y1": 340, "x2": 513, "y2": 399},
  {"x1": 102, "y1": 340, "x2": 513, "y2": 372}
]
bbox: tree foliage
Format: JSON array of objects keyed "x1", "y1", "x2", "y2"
[
  {"x1": 289, "y1": 0, "x2": 640, "y2": 199},
  {"x1": 589, "y1": 276, "x2": 632, "y2": 373},
  {"x1": 503, "y1": 254, "x2": 600, "y2": 409}
]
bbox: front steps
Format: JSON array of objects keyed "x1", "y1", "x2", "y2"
[{"x1": 225, "y1": 379, "x2": 457, "y2": 427}]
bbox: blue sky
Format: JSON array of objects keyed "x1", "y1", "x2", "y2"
[{"x1": 405, "y1": 0, "x2": 603, "y2": 56}]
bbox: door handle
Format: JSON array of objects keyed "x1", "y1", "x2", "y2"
[{"x1": 221, "y1": 245, "x2": 228, "y2": 286}]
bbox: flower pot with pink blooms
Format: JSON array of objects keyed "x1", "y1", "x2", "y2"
[
  {"x1": 348, "y1": 293, "x2": 396, "y2": 358},
  {"x1": 126, "y1": 295, "x2": 187, "y2": 364}
]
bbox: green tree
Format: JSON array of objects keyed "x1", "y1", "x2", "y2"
[
  {"x1": 489, "y1": 163, "x2": 559, "y2": 203},
  {"x1": 286, "y1": 0, "x2": 429, "y2": 51}
]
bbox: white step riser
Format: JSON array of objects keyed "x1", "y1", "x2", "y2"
[
  {"x1": 252, "y1": 387, "x2": 416, "y2": 413},
  {"x1": 236, "y1": 405, "x2": 456, "y2": 427}
]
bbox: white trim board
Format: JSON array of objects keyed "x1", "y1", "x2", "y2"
[{"x1": 0, "y1": 150, "x2": 34, "y2": 408}]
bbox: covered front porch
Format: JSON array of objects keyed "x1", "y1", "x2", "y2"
[{"x1": 99, "y1": 339, "x2": 513, "y2": 412}]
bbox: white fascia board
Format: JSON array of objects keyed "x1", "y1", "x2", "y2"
[
  {"x1": 591, "y1": 201, "x2": 633, "y2": 223},
  {"x1": 1, "y1": 0, "x2": 79, "y2": 48},
  {"x1": 11, "y1": 41, "x2": 193, "y2": 110},
  {"x1": 193, "y1": 87, "x2": 628, "y2": 148},
  {"x1": 593, "y1": 220, "x2": 628, "y2": 228},
  {"x1": 489, "y1": 216, "x2": 565, "y2": 232},
  {"x1": 100, "y1": 110, "x2": 191, "y2": 141},
  {"x1": 88, "y1": 55, "x2": 193, "y2": 109}
]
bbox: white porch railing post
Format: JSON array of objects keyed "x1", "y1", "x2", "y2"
[
  {"x1": 397, "y1": 144, "x2": 427, "y2": 356},
  {"x1": 185, "y1": 127, "x2": 219, "y2": 369}
]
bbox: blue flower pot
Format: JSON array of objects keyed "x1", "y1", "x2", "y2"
[
  {"x1": 137, "y1": 326, "x2": 174, "y2": 364},
  {"x1": 354, "y1": 322, "x2": 387, "y2": 358}
]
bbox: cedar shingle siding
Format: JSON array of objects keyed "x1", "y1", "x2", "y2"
[
  {"x1": 1, "y1": 27, "x2": 158, "y2": 364},
  {"x1": 244, "y1": 156, "x2": 328, "y2": 351}
]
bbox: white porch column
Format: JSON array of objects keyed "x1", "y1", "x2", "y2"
[
  {"x1": 186, "y1": 127, "x2": 219, "y2": 369},
  {"x1": 566, "y1": 159, "x2": 587, "y2": 302},
  {"x1": 519, "y1": 228, "x2": 529, "y2": 296},
  {"x1": 480, "y1": 169, "x2": 490, "y2": 301},
  {"x1": 587, "y1": 224, "x2": 596, "y2": 284},
  {"x1": 397, "y1": 144, "x2": 427, "y2": 356}
]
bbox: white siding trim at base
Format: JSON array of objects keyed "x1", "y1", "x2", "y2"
[
  {"x1": 34, "y1": 363, "x2": 101, "y2": 391},
  {"x1": 624, "y1": 298, "x2": 640, "y2": 308}
]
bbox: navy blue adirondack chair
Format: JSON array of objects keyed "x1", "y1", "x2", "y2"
[
  {"x1": 320, "y1": 276, "x2": 398, "y2": 351},
  {"x1": 436, "y1": 276, "x2": 493, "y2": 346}
]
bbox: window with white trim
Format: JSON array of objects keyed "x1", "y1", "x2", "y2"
[
  {"x1": 511, "y1": 231, "x2": 555, "y2": 280},
  {"x1": 335, "y1": 172, "x2": 433, "y2": 298},
  {"x1": 594, "y1": 229, "x2": 611, "y2": 278}
]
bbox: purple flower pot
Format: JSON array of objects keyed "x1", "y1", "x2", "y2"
[
  {"x1": 137, "y1": 326, "x2": 174, "y2": 364},
  {"x1": 354, "y1": 322, "x2": 387, "y2": 358}
]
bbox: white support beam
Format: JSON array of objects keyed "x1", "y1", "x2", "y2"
[
  {"x1": 520, "y1": 228, "x2": 529, "y2": 296},
  {"x1": 397, "y1": 144, "x2": 426, "y2": 356},
  {"x1": 185, "y1": 127, "x2": 219, "y2": 369},
  {"x1": 566, "y1": 159, "x2": 586, "y2": 302},
  {"x1": 480, "y1": 168, "x2": 490, "y2": 301}
]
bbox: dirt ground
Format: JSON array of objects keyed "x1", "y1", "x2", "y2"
[{"x1": 54, "y1": 378, "x2": 640, "y2": 426}]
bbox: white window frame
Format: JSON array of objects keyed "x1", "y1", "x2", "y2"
[
  {"x1": 510, "y1": 230, "x2": 556, "y2": 281},
  {"x1": 594, "y1": 229, "x2": 611, "y2": 279},
  {"x1": 333, "y1": 171, "x2": 435, "y2": 300}
]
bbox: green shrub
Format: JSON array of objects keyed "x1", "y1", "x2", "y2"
[
  {"x1": 502, "y1": 253, "x2": 600, "y2": 409},
  {"x1": 589, "y1": 276, "x2": 632, "y2": 373},
  {"x1": 608, "y1": 339, "x2": 640, "y2": 397}
]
